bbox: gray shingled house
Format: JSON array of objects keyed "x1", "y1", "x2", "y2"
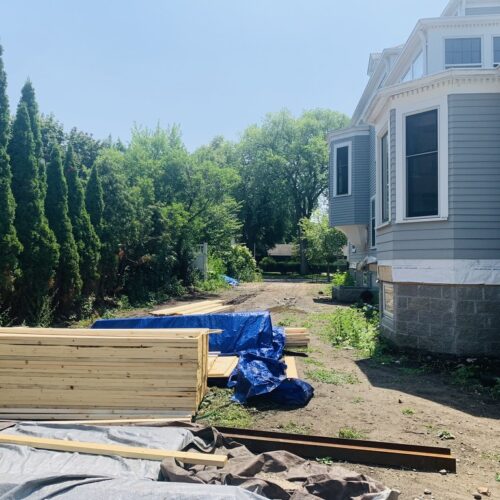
[{"x1": 328, "y1": 0, "x2": 500, "y2": 356}]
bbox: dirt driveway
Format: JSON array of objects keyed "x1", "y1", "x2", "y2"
[{"x1": 213, "y1": 280, "x2": 500, "y2": 500}]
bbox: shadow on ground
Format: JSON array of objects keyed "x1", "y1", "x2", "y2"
[{"x1": 355, "y1": 358, "x2": 500, "y2": 420}]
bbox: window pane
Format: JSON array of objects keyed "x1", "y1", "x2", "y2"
[
  {"x1": 445, "y1": 38, "x2": 481, "y2": 66},
  {"x1": 336, "y1": 146, "x2": 349, "y2": 195},
  {"x1": 381, "y1": 132, "x2": 390, "y2": 223},
  {"x1": 495, "y1": 37, "x2": 500, "y2": 64},
  {"x1": 406, "y1": 110, "x2": 438, "y2": 156},
  {"x1": 406, "y1": 152, "x2": 438, "y2": 217}
]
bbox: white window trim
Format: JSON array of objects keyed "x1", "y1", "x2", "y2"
[
  {"x1": 443, "y1": 35, "x2": 484, "y2": 69},
  {"x1": 395, "y1": 95, "x2": 449, "y2": 223},
  {"x1": 375, "y1": 121, "x2": 391, "y2": 229},
  {"x1": 400, "y1": 50, "x2": 424, "y2": 83},
  {"x1": 370, "y1": 195, "x2": 377, "y2": 249},
  {"x1": 332, "y1": 141, "x2": 352, "y2": 198}
]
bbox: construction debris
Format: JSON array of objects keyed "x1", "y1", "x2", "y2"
[
  {"x1": 284, "y1": 327, "x2": 310, "y2": 347},
  {"x1": 0, "y1": 327, "x2": 214, "y2": 420}
]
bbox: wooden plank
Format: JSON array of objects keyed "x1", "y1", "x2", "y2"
[
  {"x1": 34, "y1": 417, "x2": 192, "y2": 425},
  {"x1": 208, "y1": 356, "x2": 238, "y2": 378},
  {"x1": 0, "y1": 327, "x2": 213, "y2": 337},
  {"x1": 284, "y1": 356, "x2": 298, "y2": 378},
  {"x1": 151, "y1": 300, "x2": 224, "y2": 316},
  {"x1": 0, "y1": 434, "x2": 227, "y2": 467}
]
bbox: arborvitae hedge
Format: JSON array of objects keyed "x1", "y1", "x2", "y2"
[
  {"x1": 85, "y1": 163, "x2": 104, "y2": 236},
  {"x1": 0, "y1": 45, "x2": 22, "y2": 304},
  {"x1": 64, "y1": 145, "x2": 100, "y2": 294},
  {"x1": 46, "y1": 143, "x2": 82, "y2": 311},
  {"x1": 8, "y1": 100, "x2": 59, "y2": 324}
]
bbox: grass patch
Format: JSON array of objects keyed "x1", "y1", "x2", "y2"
[
  {"x1": 195, "y1": 387, "x2": 254, "y2": 428},
  {"x1": 338, "y1": 427, "x2": 367, "y2": 439},
  {"x1": 303, "y1": 357, "x2": 324, "y2": 367},
  {"x1": 277, "y1": 421, "x2": 312, "y2": 435},
  {"x1": 352, "y1": 397, "x2": 364, "y2": 404},
  {"x1": 316, "y1": 456, "x2": 334, "y2": 465},
  {"x1": 305, "y1": 368, "x2": 359, "y2": 385},
  {"x1": 482, "y1": 451, "x2": 500, "y2": 462},
  {"x1": 402, "y1": 408, "x2": 415, "y2": 416}
]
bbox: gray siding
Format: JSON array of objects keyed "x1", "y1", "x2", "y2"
[
  {"x1": 377, "y1": 93, "x2": 500, "y2": 261},
  {"x1": 329, "y1": 131, "x2": 372, "y2": 227}
]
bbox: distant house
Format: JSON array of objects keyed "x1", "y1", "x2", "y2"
[
  {"x1": 267, "y1": 244, "x2": 294, "y2": 260},
  {"x1": 328, "y1": 0, "x2": 500, "y2": 356}
]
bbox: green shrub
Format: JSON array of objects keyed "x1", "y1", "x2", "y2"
[
  {"x1": 320, "y1": 307, "x2": 379, "y2": 355},
  {"x1": 332, "y1": 271, "x2": 355, "y2": 287},
  {"x1": 225, "y1": 245, "x2": 259, "y2": 282}
]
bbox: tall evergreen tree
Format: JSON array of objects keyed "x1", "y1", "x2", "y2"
[
  {"x1": 46, "y1": 143, "x2": 82, "y2": 311},
  {"x1": 20, "y1": 81, "x2": 46, "y2": 199},
  {"x1": 85, "y1": 163, "x2": 104, "y2": 236},
  {"x1": 64, "y1": 145, "x2": 100, "y2": 293},
  {"x1": 0, "y1": 45, "x2": 22, "y2": 305},
  {"x1": 8, "y1": 100, "x2": 59, "y2": 324}
]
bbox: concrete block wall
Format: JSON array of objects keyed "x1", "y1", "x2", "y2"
[{"x1": 381, "y1": 283, "x2": 500, "y2": 357}]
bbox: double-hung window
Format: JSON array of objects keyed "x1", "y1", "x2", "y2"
[
  {"x1": 494, "y1": 37, "x2": 500, "y2": 67},
  {"x1": 335, "y1": 145, "x2": 350, "y2": 196},
  {"x1": 380, "y1": 132, "x2": 390, "y2": 224},
  {"x1": 405, "y1": 110, "x2": 439, "y2": 219},
  {"x1": 445, "y1": 38, "x2": 482, "y2": 68}
]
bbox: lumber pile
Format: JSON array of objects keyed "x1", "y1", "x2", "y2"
[
  {"x1": 151, "y1": 299, "x2": 234, "y2": 316},
  {"x1": 207, "y1": 354, "x2": 298, "y2": 379},
  {"x1": 284, "y1": 328, "x2": 310, "y2": 347},
  {"x1": 0, "y1": 327, "x2": 213, "y2": 420}
]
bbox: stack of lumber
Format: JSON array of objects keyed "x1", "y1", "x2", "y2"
[
  {"x1": 284, "y1": 328, "x2": 310, "y2": 347},
  {"x1": 0, "y1": 327, "x2": 213, "y2": 420},
  {"x1": 151, "y1": 299, "x2": 234, "y2": 316},
  {"x1": 207, "y1": 354, "x2": 298, "y2": 379}
]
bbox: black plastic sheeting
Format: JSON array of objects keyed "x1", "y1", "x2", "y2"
[{"x1": 92, "y1": 312, "x2": 313, "y2": 406}]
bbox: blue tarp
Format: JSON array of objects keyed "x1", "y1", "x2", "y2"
[{"x1": 92, "y1": 312, "x2": 313, "y2": 407}]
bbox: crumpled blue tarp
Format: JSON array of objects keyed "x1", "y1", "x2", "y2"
[
  {"x1": 92, "y1": 312, "x2": 313, "y2": 407},
  {"x1": 223, "y1": 275, "x2": 239, "y2": 286}
]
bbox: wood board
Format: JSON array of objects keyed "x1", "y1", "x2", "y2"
[{"x1": 151, "y1": 300, "x2": 234, "y2": 316}]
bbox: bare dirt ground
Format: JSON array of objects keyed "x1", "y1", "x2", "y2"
[{"x1": 208, "y1": 281, "x2": 500, "y2": 500}]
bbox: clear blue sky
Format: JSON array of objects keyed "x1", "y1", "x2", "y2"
[{"x1": 0, "y1": 0, "x2": 443, "y2": 150}]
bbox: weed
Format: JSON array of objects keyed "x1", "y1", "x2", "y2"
[
  {"x1": 305, "y1": 368, "x2": 359, "y2": 385},
  {"x1": 277, "y1": 421, "x2": 312, "y2": 435},
  {"x1": 402, "y1": 408, "x2": 415, "y2": 416},
  {"x1": 316, "y1": 456, "x2": 334, "y2": 465},
  {"x1": 331, "y1": 272, "x2": 355, "y2": 287},
  {"x1": 496, "y1": 472, "x2": 500, "y2": 482},
  {"x1": 338, "y1": 427, "x2": 366, "y2": 439},
  {"x1": 309, "y1": 308, "x2": 379, "y2": 355},
  {"x1": 352, "y1": 396, "x2": 364, "y2": 404},
  {"x1": 437, "y1": 430, "x2": 455, "y2": 440},
  {"x1": 196, "y1": 387, "x2": 254, "y2": 428},
  {"x1": 482, "y1": 451, "x2": 500, "y2": 462}
]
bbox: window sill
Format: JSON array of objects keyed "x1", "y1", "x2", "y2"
[
  {"x1": 376, "y1": 221, "x2": 391, "y2": 230},
  {"x1": 333, "y1": 193, "x2": 351, "y2": 199},
  {"x1": 395, "y1": 216, "x2": 448, "y2": 224}
]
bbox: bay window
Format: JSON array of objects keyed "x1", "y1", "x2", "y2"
[{"x1": 335, "y1": 144, "x2": 350, "y2": 196}]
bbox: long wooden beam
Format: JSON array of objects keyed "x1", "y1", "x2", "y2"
[
  {"x1": 0, "y1": 434, "x2": 227, "y2": 467},
  {"x1": 217, "y1": 427, "x2": 456, "y2": 472}
]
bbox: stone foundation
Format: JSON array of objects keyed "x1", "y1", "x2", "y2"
[{"x1": 380, "y1": 283, "x2": 500, "y2": 357}]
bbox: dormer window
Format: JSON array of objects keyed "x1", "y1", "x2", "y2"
[{"x1": 445, "y1": 38, "x2": 482, "y2": 68}]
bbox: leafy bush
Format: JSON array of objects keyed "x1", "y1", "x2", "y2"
[
  {"x1": 332, "y1": 271, "x2": 355, "y2": 287},
  {"x1": 319, "y1": 307, "x2": 379, "y2": 355},
  {"x1": 259, "y1": 256, "x2": 276, "y2": 268},
  {"x1": 224, "y1": 245, "x2": 259, "y2": 282}
]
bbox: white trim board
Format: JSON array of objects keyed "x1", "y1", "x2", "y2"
[{"x1": 378, "y1": 259, "x2": 500, "y2": 285}]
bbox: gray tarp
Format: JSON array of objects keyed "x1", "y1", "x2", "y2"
[{"x1": 0, "y1": 423, "x2": 395, "y2": 500}]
